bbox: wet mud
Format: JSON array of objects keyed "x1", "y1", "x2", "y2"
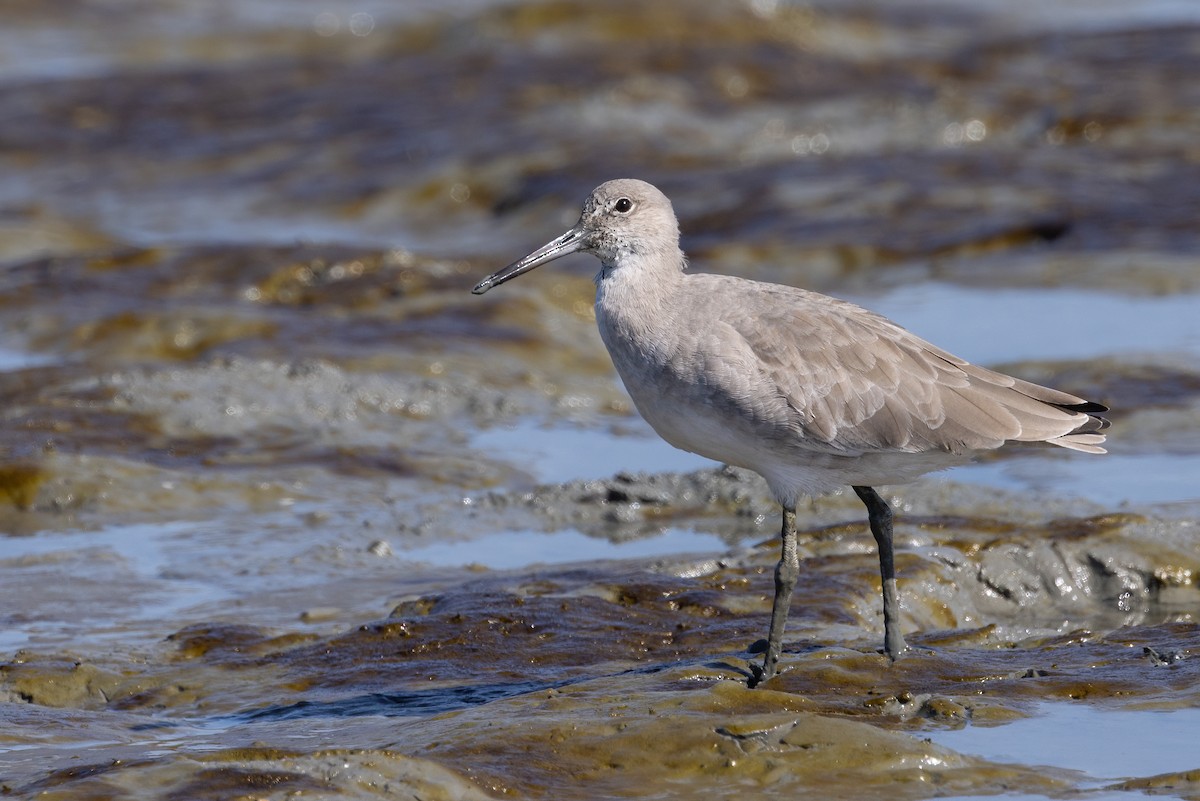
[
  {"x1": 1, "y1": 0, "x2": 1199, "y2": 799},
  {"x1": 5, "y1": 472, "x2": 1200, "y2": 798}
]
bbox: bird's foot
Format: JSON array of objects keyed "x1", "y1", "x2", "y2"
[
  {"x1": 747, "y1": 662, "x2": 765, "y2": 688},
  {"x1": 746, "y1": 640, "x2": 778, "y2": 688},
  {"x1": 882, "y1": 624, "x2": 908, "y2": 663},
  {"x1": 883, "y1": 642, "x2": 909, "y2": 663},
  {"x1": 747, "y1": 660, "x2": 779, "y2": 688}
]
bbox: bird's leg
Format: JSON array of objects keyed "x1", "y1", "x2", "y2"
[
  {"x1": 750, "y1": 505, "x2": 798, "y2": 687},
  {"x1": 853, "y1": 485, "x2": 908, "y2": 661}
]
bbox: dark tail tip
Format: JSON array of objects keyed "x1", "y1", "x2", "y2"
[{"x1": 1061, "y1": 400, "x2": 1110, "y2": 433}]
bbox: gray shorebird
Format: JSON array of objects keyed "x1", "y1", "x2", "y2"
[{"x1": 472, "y1": 178, "x2": 1109, "y2": 685}]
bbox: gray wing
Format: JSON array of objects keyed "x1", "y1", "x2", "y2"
[{"x1": 704, "y1": 285, "x2": 1107, "y2": 456}]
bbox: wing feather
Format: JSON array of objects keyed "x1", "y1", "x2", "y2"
[{"x1": 700, "y1": 283, "x2": 1108, "y2": 457}]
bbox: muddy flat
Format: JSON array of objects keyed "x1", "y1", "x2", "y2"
[{"x1": 1, "y1": 2, "x2": 1198, "y2": 798}]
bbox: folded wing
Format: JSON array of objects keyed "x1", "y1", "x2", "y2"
[{"x1": 720, "y1": 287, "x2": 1109, "y2": 457}]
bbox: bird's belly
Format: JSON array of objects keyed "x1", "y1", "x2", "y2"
[
  {"x1": 631, "y1": 390, "x2": 761, "y2": 468},
  {"x1": 618, "y1": 374, "x2": 832, "y2": 496},
  {"x1": 619, "y1": 368, "x2": 970, "y2": 504}
]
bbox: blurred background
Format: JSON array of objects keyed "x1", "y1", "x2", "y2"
[
  {"x1": 1, "y1": 0, "x2": 1199, "y2": 795},
  {"x1": 2, "y1": 0, "x2": 1197, "y2": 538}
]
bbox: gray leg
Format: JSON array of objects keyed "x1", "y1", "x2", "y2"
[
  {"x1": 750, "y1": 506, "x2": 798, "y2": 687},
  {"x1": 853, "y1": 486, "x2": 908, "y2": 661}
]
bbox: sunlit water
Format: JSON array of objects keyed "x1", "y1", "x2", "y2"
[
  {"x1": 398, "y1": 525, "x2": 729, "y2": 570},
  {"x1": 0, "y1": 346, "x2": 56, "y2": 372},
  {"x1": 928, "y1": 703, "x2": 1200, "y2": 791},
  {"x1": 851, "y1": 283, "x2": 1200, "y2": 365}
]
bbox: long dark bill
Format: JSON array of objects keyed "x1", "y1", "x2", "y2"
[{"x1": 472, "y1": 225, "x2": 587, "y2": 294}]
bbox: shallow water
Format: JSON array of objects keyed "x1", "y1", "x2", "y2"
[
  {"x1": 1, "y1": 1, "x2": 1199, "y2": 798},
  {"x1": 396, "y1": 524, "x2": 731, "y2": 570},
  {"x1": 928, "y1": 703, "x2": 1200, "y2": 783},
  {"x1": 854, "y1": 284, "x2": 1200, "y2": 365}
]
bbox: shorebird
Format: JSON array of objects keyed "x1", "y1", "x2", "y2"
[{"x1": 472, "y1": 178, "x2": 1109, "y2": 685}]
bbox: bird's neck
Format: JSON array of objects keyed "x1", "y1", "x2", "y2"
[
  {"x1": 593, "y1": 247, "x2": 686, "y2": 361},
  {"x1": 595, "y1": 245, "x2": 686, "y2": 287}
]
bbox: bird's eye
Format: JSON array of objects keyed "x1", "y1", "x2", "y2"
[{"x1": 614, "y1": 197, "x2": 633, "y2": 213}]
